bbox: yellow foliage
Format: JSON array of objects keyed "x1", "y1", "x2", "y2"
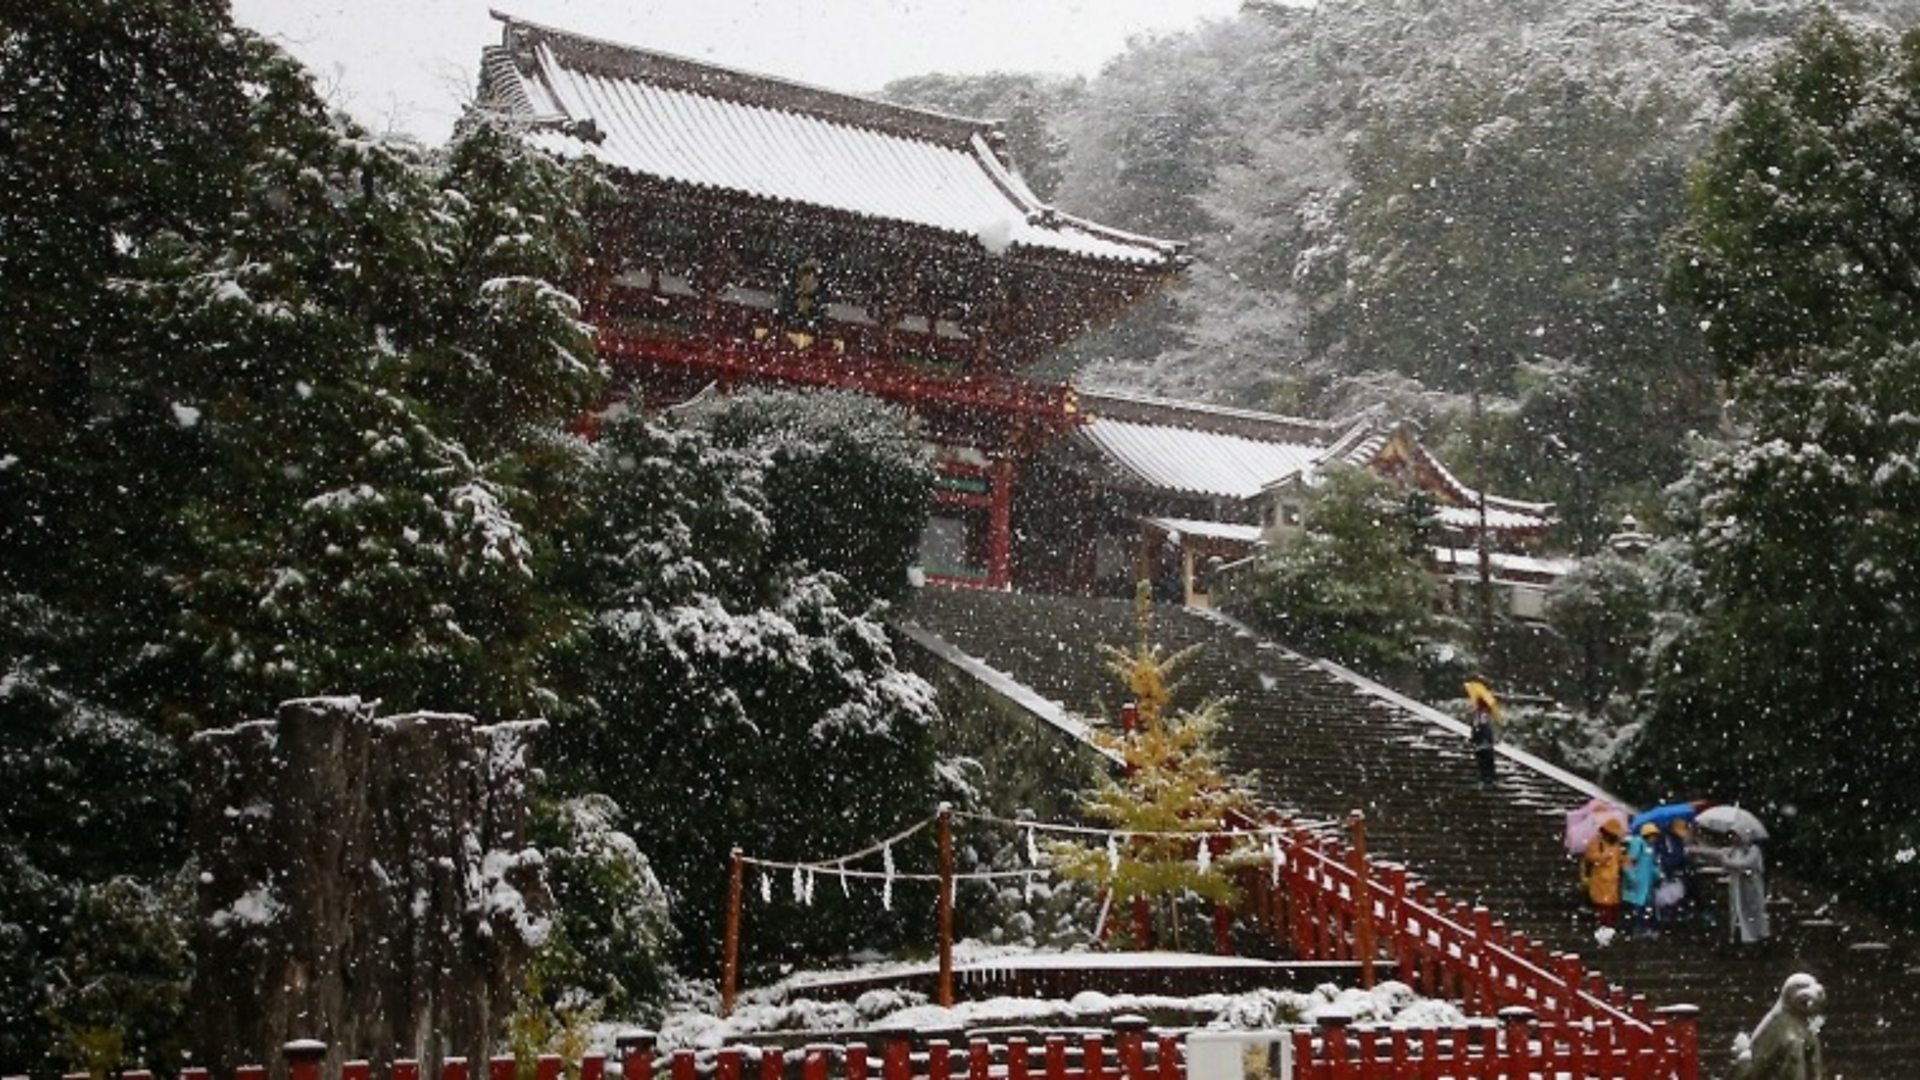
[{"x1": 1055, "y1": 585, "x2": 1260, "y2": 921}]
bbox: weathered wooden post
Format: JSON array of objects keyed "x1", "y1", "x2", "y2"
[
  {"x1": 723, "y1": 848, "x2": 745, "y2": 1017},
  {"x1": 1348, "y1": 810, "x2": 1376, "y2": 988},
  {"x1": 938, "y1": 804, "x2": 956, "y2": 1007},
  {"x1": 190, "y1": 699, "x2": 545, "y2": 1073}
]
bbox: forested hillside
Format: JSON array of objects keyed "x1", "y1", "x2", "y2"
[{"x1": 888, "y1": 0, "x2": 1920, "y2": 546}]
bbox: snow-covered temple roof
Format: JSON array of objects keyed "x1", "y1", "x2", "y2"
[
  {"x1": 1074, "y1": 389, "x2": 1554, "y2": 534},
  {"x1": 480, "y1": 13, "x2": 1184, "y2": 268},
  {"x1": 1075, "y1": 389, "x2": 1375, "y2": 501}
]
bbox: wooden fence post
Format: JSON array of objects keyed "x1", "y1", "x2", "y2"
[
  {"x1": 1008, "y1": 1038, "x2": 1030, "y2": 1080},
  {"x1": 284, "y1": 1040, "x2": 326, "y2": 1080},
  {"x1": 1656, "y1": 1004, "x2": 1701, "y2": 1080},
  {"x1": 1500, "y1": 1006, "x2": 1536, "y2": 1077},
  {"x1": 1347, "y1": 811, "x2": 1375, "y2": 989},
  {"x1": 1112, "y1": 1016, "x2": 1150, "y2": 1080},
  {"x1": 805, "y1": 1046, "x2": 832, "y2": 1080},
  {"x1": 617, "y1": 1031, "x2": 658, "y2": 1080},
  {"x1": 939, "y1": 804, "x2": 955, "y2": 1008},
  {"x1": 1318, "y1": 1014, "x2": 1353, "y2": 1080},
  {"x1": 882, "y1": 1029, "x2": 913, "y2": 1080},
  {"x1": 724, "y1": 848, "x2": 745, "y2": 1017}
]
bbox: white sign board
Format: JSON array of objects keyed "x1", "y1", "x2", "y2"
[{"x1": 1186, "y1": 1030, "x2": 1295, "y2": 1080}]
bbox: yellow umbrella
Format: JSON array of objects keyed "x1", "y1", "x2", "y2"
[{"x1": 1464, "y1": 679, "x2": 1504, "y2": 723}]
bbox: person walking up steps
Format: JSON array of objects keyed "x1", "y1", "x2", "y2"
[
  {"x1": 1582, "y1": 818, "x2": 1626, "y2": 930},
  {"x1": 1464, "y1": 677, "x2": 1502, "y2": 787},
  {"x1": 1623, "y1": 823, "x2": 1664, "y2": 939}
]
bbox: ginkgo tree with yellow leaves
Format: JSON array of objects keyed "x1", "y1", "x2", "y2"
[{"x1": 1051, "y1": 584, "x2": 1260, "y2": 948}]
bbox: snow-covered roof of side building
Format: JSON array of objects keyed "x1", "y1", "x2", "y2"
[
  {"x1": 1073, "y1": 388, "x2": 1553, "y2": 534},
  {"x1": 1075, "y1": 388, "x2": 1367, "y2": 501},
  {"x1": 478, "y1": 13, "x2": 1184, "y2": 269}
]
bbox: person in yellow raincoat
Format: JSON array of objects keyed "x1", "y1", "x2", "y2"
[{"x1": 1582, "y1": 817, "x2": 1626, "y2": 926}]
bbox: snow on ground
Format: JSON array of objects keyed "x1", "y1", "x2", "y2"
[{"x1": 644, "y1": 945, "x2": 1466, "y2": 1053}]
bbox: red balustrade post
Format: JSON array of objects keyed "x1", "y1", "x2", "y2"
[
  {"x1": 489, "y1": 1055, "x2": 517, "y2": 1080},
  {"x1": 803, "y1": 1046, "x2": 831, "y2": 1080},
  {"x1": 1007, "y1": 1039, "x2": 1030, "y2": 1080},
  {"x1": 393, "y1": 1060, "x2": 420, "y2": 1080},
  {"x1": 967, "y1": 1040, "x2": 991, "y2": 1080},
  {"x1": 1083, "y1": 1035, "x2": 1108, "y2": 1080},
  {"x1": 761, "y1": 1047, "x2": 785, "y2": 1080},
  {"x1": 1471, "y1": 907, "x2": 1496, "y2": 1010},
  {"x1": 1112, "y1": 1016, "x2": 1150, "y2": 1080},
  {"x1": 181, "y1": 1069, "x2": 211, "y2": 1080},
  {"x1": 1500, "y1": 1006, "x2": 1535, "y2": 1078},
  {"x1": 882, "y1": 1031, "x2": 913, "y2": 1080},
  {"x1": 1656, "y1": 1004, "x2": 1701, "y2": 1080},
  {"x1": 1043, "y1": 1036, "x2": 1067, "y2": 1080},
  {"x1": 439, "y1": 1058, "x2": 469, "y2": 1080},
  {"x1": 1289, "y1": 1031, "x2": 1315, "y2": 1080},
  {"x1": 928, "y1": 1040, "x2": 950, "y2": 1080},
  {"x1": 672, "y1": 1050, "x2": 699, "y2": 1080},
  {"x1": 1153, "y1": 1036, "x2": 1179, "y2": 1080},
  {"x1": 618, "y1": 1031, "x2": 658, "y2": 1080},
  {"x1": 582, "y1": 1057, "x2": 606, "y2": 1080},
  {"x1": 344, "y1": 1061, "x2": 371, "y2": 1080},
  {"x1": 846, "y1": 1045, "x2": 870, "y2": 1080},
  {"x1": 1348, "y1": 811, "x2": 1376, "y2": 989},
  {"x1": 718, "y1": 1048, "x2": 746, "y2": 1080},
  {"x1": 284, "y1": 1040, "x2": 327, "y2": 1080},
  {"x1": 536, "y1": 1056, "x2": 564, "y2": 1080},
  {"x1": 1318, "y1": 1015, "x2": 1353, "y2": 1080}
]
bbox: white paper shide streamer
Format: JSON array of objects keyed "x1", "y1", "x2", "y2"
[
  {"x1": 1197, "y1": 835, "x2": 1212, "y2": 873},
  {"x1": 759, "y1": 871, "x2": 772, "y2": 904},
  {"x1": 1107, "y1": 833, "x2": 1121, "y2": 876}
]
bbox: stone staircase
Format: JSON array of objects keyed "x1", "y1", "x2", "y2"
[{"x1": 900, "y1": 587, "x2": 1920, "y2": 1079}]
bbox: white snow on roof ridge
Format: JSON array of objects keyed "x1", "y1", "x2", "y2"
[{"x1": 1081, "y1": 417, "x2": 1323, "y2": 501}]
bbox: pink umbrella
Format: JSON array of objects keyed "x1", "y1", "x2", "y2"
[{"x1": 1564, "y1": 797, "x2": 1629, "y2": 855}]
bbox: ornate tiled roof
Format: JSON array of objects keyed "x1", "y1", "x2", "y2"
[
  {"x1": 1074, "y1": 390, "x2": 1554, "y2": 533},
  {"x1": 479, "y1": 13, "x2": 1184, "y2": 268}
]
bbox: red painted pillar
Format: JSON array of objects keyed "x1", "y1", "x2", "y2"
[{"x1": 988, "y1": 457, "x2": 1015, "y2": 589}]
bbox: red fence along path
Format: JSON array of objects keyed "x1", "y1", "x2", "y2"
[{"x1": 1248, "y1": 811, "x2": 1701, "y2": 1079}]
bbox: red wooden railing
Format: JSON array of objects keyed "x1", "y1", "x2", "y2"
[
  {"x1": 56, "y1": 1024, "x2": 1186, "y2": 1080},
  {"x1": 1246, "y1": 812, "x2": 1701, "y2": 1080}
]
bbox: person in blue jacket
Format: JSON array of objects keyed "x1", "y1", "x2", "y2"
[{"x1": 1622, "y1": 823, "x2": 1664, "y2": 939}]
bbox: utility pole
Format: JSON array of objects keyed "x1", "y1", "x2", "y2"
[{"x1": 1470, "y1": 343, "x2": 1494, "y2": 658}]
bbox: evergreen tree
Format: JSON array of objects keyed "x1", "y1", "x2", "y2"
[
  {"x1": 693, "y1": 389, "x2": 934, "y2": 606},
  {"x1": 1632, "y1": 8, "x2": 1920, "y2": 918},
  {"x1": 1050, "y1": 587, "x2": 1258, "y2": 947},
  {"x1": 1238, "y1": 466, "x2": 1435, "y2": 672},
  {"x1": 549, "y1": 415, "x2": 942, "y2": 972}
]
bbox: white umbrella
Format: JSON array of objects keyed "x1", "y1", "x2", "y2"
[{"x1": 1695, "y1": 804, "x2": 1768, "y2": 841}]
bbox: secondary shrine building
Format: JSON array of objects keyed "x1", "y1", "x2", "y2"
[{"x1": 476, "y1": 14, "x2": 1561, "y2": 608}]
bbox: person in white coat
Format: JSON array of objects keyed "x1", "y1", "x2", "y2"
[{"x1": 1698, "y1": 830, "x2": 1771, "y2": 944}]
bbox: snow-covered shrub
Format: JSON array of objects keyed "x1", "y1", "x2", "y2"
[
  {"x1": 529, "y1": 795, "x2": 675, "y2": 1019},
  {"x1": 692, "y1": 389, "x2": 933, "y2": 606}
]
